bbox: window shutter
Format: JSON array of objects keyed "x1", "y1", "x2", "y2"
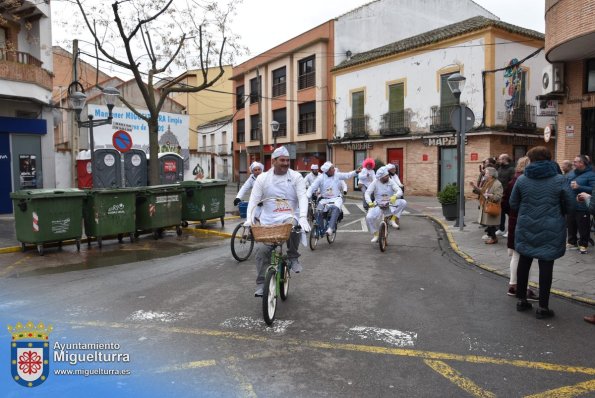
[
  {"x1": 389, "y1": 83, "x2": 404, "y2": 113},
  {"x1": 440, "y1": 73, "x2": 457, "y2": 107},
  {"x1": 352, "y1": 91, "x2": 364, "y2": 117}
]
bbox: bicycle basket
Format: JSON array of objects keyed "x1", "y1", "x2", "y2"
[{"x1": 251, "y1": 223, "x2": 292, "y2": 243}]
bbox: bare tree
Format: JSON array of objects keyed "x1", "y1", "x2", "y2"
[{"x1": 70, "y1": 0, "x2": 243, "y2": 184}]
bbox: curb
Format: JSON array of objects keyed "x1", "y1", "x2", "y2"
[{"x1": 426, "y1": 213, "x2": 595, "y2": 307}]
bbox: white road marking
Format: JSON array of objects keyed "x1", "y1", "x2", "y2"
[
  {"x1": 356, "y1": 204, "x2": 367, "y2": 213},
  {"x1": 128, "y1": 310, "x2": 187, "y2": 323},
  {"x1": 221, "y1": 316, "x2": 293, "y2": 334},
  {"x1": 341, "y1": 205, "x2": 351, "y2": 215},
  {"x1": 341, "y1": 326, "x2": 417, "y2": 347}
]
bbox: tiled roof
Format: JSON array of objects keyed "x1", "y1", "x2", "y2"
[
  {"x1": 332, "y1": 16, "x2": 545, "y2": 72},
  {"x1": 198, "y1": 114, "x2": 233, "y2": 129}
]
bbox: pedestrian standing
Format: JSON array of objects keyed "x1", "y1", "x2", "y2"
[
  {"x1": 469, "y1": 167, "x2": 503, "y2": 244},
  {"x1": 565, "y1": 155, "x2": 595, "y2": 254},
  {"x1": 577, "y1": 191, "x2": 595, "y2": 325},
  {"x1": 496, "y1": 154, "x2": 515, "y2": 237}
]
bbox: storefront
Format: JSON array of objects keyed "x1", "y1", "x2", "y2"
[{"x1": 238, "y1": 140, "x2": 328, "y2": 176}]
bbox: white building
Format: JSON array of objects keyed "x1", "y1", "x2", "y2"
[
  {"x1": 191, "y1": 115, "x2": 233, "y2": 181},
  {"x1": 0, "y1": 0, "x2": 54, "y2": 213}
]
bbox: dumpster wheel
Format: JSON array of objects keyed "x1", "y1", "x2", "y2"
[
  {"x1": 181, "y1": 221, "x2": 189, "y2": 228},
  {"x1": 37, "y1": 244, "x2": 44, "y2": 256},
  {"x1": 76, "y1": 239, "x2": 81, "y2": 252},
  {"x1": 21, "y1": 243, "x2": 26, "y2": 252},
  {"x1": 129, "y1": 233, "x2": 135, "y2": 243},
  {"x1": 97, "y1": 237, "x2": 102, "y2": 248},
  {"x1": 117, "y1": 234, "x2": 124, "y2": 243},
  {"x1": 220, "y1": 216, "x2": 225, "y2": 227},
  {"x1": 176, "y1": 226, "x2": 183, "y2": 236}
]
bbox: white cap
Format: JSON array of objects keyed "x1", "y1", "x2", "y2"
[
  {"x1": 250, "y1": 162, "x2": 264, "y2": 172},
  {"x1": 320, "y1": 161, "x2": 333, "y2": 173},
  {"x1": 272, "y1": 146, "x2": 289, "y2": 159},
  {"x1": 386, "y1": 163, "x2": 396, "y2": 170},
  {"x1": 311, "y1": 164, "x2": 319, "y2": 170},
  {"x1": 376, "y1": 166, "x2": 389, "y2": 179}
]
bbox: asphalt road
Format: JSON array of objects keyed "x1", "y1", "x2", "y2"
[{"x1": 1, "y1": 203, "x2": 595, "y2": 397}]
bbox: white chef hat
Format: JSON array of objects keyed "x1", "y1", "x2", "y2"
[
  {"x1": 386, "y1": 163, "x2": 396, "y2": 170},
  {"x1": 311, "y1": 164, "x2": 319, "y2": 170},
  {"x1": 320, "y1": 161, "x2": 333, "y2": 173},
  {"x1": 376, "y1": 166, "x2": 389, "y2": 179},
  {"x1": 272, "y1": 146, "x2": 289, "y2": 159},
  {"x1": 250, "y1": 162, "x2": 264, "y2": 172}
]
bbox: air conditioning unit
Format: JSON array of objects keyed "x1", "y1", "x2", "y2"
[{"x1": 542, "y1": 63, "x2": 564, "y2": 95}]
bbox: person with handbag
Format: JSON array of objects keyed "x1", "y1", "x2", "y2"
[{"x1": 469, "y1": 167, "x2": 503, "y2": 244}]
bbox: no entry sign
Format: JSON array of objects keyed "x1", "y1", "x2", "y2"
[{"x1": 112, "y1": 130, "x2": 133, "y2": 152}]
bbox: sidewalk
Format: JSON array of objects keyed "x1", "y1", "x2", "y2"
[{"x1": 1, "y1": 187, "x2": 593, "y2": 305}]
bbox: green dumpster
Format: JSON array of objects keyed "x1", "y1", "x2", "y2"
[
  {"x1": 135, "y1": 184, "x2": 183, "y2": 239},
  {"x1": 180, "y1": 179, "x2": 227, "y2": 227},
  {"x1": 10, "y1": 189, "x2": 86, "y2": 255},
  {"x1": 83, "y1": 188, "x2": 137, "y2": 248}
]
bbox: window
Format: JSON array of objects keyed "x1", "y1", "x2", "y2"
[
  {"x1": 272, "y1": 108, "x2": 287, "y2": 138},
  {"x1": 210, "y1": 134, "x2": 215, "y2": 147},
  {"x1": 250, "y1": 77, "x2": 260, "y2": 104},
  {"x1": 298, "y1": 55, "x2": 315, "y2": 89},
  {"x1": 202, "y1": 135, "x2": 207, "y2": 150},
  {"x1": 236, "y1": 119, "x2": 245, "y2": 143},
  {"x1": 250, "y1": 114, "x2": 260, "y2": 141},
  {"x1": 272, "y1": 67, "x2": 286, "y2": 97},
  {"x1": 351, "y1": 91, "x2": 364, "y2": 118},
  {"x1": 0, "y1": 28, "x2": 6, "y2": 49},
  {"x1": 298, "y1": 102, "x2": 315, "y2": 134},
  {"x1": 236, "y1": 85, "x2": 245, "y2": 109},
  {"x1": 586, "y1": 59, "x2": 595, "y2": 93},
  {"x1": 389, "y1": 83, "x2": 404, "y2": 113}
]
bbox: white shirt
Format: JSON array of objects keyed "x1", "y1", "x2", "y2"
[
  {"x1": 358, "y1": 168, "x2": 376, "y2": 188},
  {"x1": 390, "y1": 173, "x2": 404, "y2": 191},
  {"x1": 304, "y1": 172, "x2": 319, "y2": 188},
  {"x1": 246, "y1": 169, "x2": 307, "y2": 225},
  {"x1": 306, "y1": 170, "x2": 356, "y2": 209},
  {"x1": 236, "y1": 174, "x2": 256, "y2": 200},
  {"x1": 365, "y1": 178, "x2": 402, "y2": 206}
]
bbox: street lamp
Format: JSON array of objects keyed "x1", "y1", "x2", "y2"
[
  {"x1": 271, "y1": 120, "x2": 280, "y2": 148},
  {"x1": 69, "y1": 87, "x2": 120, "y2": 185},
  {"x1": 447, "y1": 72, "x2": 467, "y2": 231}
]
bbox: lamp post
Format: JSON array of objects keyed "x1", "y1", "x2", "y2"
[
  {"x1": 69, "y1": 87, "x2": 120, "y2": 185},
  {"x1": 447, "y1": 72, "x2": 467, "y2": 231},
  {"x1": 271, "y1": 120, "x2": 280, "y2": 148}
]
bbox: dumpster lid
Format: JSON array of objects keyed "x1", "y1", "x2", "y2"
[
  {"x1": 85, "y1": 187, "x2": 138, "y2": 195},
  {"x1": 180, "y1": 179, "x2": 227, "y2": 187},
  {"x1": 76, "y1": 150, "x2": 91, "y2": 160},
  {"x1": 141, "y1": 184, "x2": 184, "y2": 193},
  {"x1": 10, "y1": 188, "x2": 87, "y2": 199},
  {"x1": 145, "y1": 152, "x2": 183, "y2": 160}
]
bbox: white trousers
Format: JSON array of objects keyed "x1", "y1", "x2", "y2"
[
  {"x1": 392, "y1": 199, "x2": 407, "y2": 218},
  {"x1": 366, "y1": 206, "x2": 398, "y2": 234}
]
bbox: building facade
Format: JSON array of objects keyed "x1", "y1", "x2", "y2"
[
  {"x1": 0, "y1": 1, "x2": 54, "y2": 213},
  {"x1": 332, "y1": 17, "x2": 551, "y2": 196},
  {"x1": 192, "y1": 115, "x2": 233, "y2": 181}
]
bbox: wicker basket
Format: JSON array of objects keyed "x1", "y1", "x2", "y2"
[{"x1": 251, "y1": 223, "x2": 292, "y2": 243}]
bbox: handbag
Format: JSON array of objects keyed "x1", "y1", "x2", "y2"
[{"x1": 484, "y1": 200, "x2": 501, "y2": 217}]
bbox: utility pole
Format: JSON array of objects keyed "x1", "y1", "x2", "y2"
[
  {"x1": 71, "y1": 39, "x2": 79, "y2": 188},
  {"x1": 257, "y1": 66, "x2": 264, "y2": 162}
]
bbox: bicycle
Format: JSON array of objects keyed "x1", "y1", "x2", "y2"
[
  {"x1": 375, "y1": 203, "x2": 399, "y2": 252},
  {"x1": 309, "y1": 198, "x2": 342, "y2": 250},
  {"x1": 230, "y1": 223, "x2": 254, "y2": 261}
]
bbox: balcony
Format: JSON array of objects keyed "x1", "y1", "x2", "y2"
[
  {"x1": 344, "y1": 115, "x2": 369, "y2": 139},
  {"x1": 380, "y1": 110, "x2": 411, "y2": 136},
  {"x1": 202, "y1": 145, "x2": 215, "y2": 153},
  {"x1": 506, "y1": 105, "x2": 537, "y2": 132},
  {"x1": 298, "y1": 72, "x2": 315, "y2": 90},
  {"x1": 250, "y1": 128, "x2": 261, "y2": 141},
  {"x1": 0, "y1": 49, "x2": 52, "y2": 90},
  {"x1": 217, "y1": 144, "x2": 229, "y2": 155},
  {"x1": 273, "y1": 123, "x2": 287, "y2": 138},
  {"x1": 298, "y1": 117, "x2": 315, "y2": 135},
  {"x1": 236, "y1": 132, "x2": 245, "y2": 143},
  {"x1": 430, "y1": 105, "x2": 457, "y2": 133}
]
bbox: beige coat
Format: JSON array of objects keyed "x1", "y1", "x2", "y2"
[{"x1": 477, "y1": 178, "x2": 503, "y2": 226}]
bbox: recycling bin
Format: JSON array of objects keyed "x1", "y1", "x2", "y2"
[
  {"x1": 180, "y1": 179, "x2": 227, "y2": 227},
  {"x1": 10, "y1": 189, "x2": 86, "y2": 255},
  {"x1": 135, "y1": 184, "x2": 184, "y2": 239},
  {"x1": 83, "y1": 188, "x2": 137, "y2": 248}
]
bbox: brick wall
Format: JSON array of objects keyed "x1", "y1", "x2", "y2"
[{"x1": 545, "y1": 0, "x2": 595, "y2": 52}]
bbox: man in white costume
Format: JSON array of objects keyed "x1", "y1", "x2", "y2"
[
  {"x1": 358, "y1": 159, "x2": 376, "y2": 210},
  {"x1": 304, "y1": 164, "x2": 320, "y2": 188},
  {"x1": 365, "y1": 167, "x2": 403, "y2": 242},
  {"x1": 233, "y1": 161, "x2": 264, "y2": 206},
  {"x1": 385, "y1": 163, "x2": 407, "y2": 228},
  {"x1": 245, "y1": 146, "x2": 310, "y2": 297},
  {"x1": 306, "y1": 161, "x2": 360, "y2": 236}
]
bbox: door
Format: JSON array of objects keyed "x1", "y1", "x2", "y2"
[
  {"x1": 11, "y1": 135, "x2": 42, "y2": 191},
  {"x1": 582, "y1": 108, "x2": 595, "y2": 162},
  {"x1": 0, "y1": 134, "x2": 12, "y2": 213},
  {"x1": 387, "y1": 148, "x2": 404, "y2": 182},
  {"x1": 440, "y1": 147, "x2": 458, "y2": 191},
  {"x1": 353, "y1": 150, "x2": 367, "y2": 191}
]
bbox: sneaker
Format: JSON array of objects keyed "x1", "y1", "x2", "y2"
[
  {"x1": 502, "y1": 232, "x2": 508, "y2": 238},
  {"x1": 526, "y1": 289, "x2": 539, "y2": 302},
  {"x1": 536, "y1": 307, "x2": 554, "y2": 319},
  {"x1": 485, "y1": 238, "x2": 498, "y2": 244},
  {"x1": 495, "y1": 230, "x2": 505, "y2": 236},
  {"x1": 326, "y1": 227, "x2": 333, "y2": 236},
  {"x1": 579, "y1": 246, "x2": 588, "y2": 254},
  {"x1": 507, "y1": 285, "x2": 517, "y2": 296},
  {"x1": 516, "y1": 300, "x2": 533, "y2": 312},
  {"x1": 289, "y1": 259, "x2": 302, "y2": 273},
  {"x1": 481, "y1": 234, "x2": 490, "y2": 240},
  {"x1": 389, "y1": 220, "x2": 399, "y2": 229},
  {"x1": 371, "y1": 233, "x2": 379, "y2": 243},
  {"x1": 254, "y1": 284, "x2": 264, "y2": 297},
  {"x1": 566, "y1": 243, "x2": 578, "y2": 249}
]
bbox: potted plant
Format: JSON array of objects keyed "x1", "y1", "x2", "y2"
[{"x1": 437, "y1": 183, "x2": 458, "y2": 221}]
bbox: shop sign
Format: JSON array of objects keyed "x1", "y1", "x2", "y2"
[
  {"x1": 566, "y1": 125, "x2": 574, "y2": 138},
  {"x1": 500, "y1": 136, "x2": 541, "y2": 145},
  {"x1": 423, "y1": 136, "x2": 467, "y2": 146},
  {"x1": 343, "y1": 142, "x2": 373, "y2": 151}
]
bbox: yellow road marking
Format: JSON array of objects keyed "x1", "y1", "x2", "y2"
[
  {"x1": 221, "y1": 356, "x2": 257, "y2": 398},
  {"x1": 424, "y1": 359, "x2": 496, "y2": 398},
  {"x1": 69, "y1": 320, "x2": 595, "y2": 376},
  {"x1": 525, "y1": 379, "x2": 595, "y2": 398},
  {"x1": 184, "y1": 228, "x2": 232, "y2": 238}
]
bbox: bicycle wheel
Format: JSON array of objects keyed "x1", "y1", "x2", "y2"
[
  {"x1": 262, "y1": 268, "x2": 277, "y2": 325},
  {"x1": 379, "y1": 221, "x2": 388, "y2": 252},
  {"x1": 279, "y1": 261, "x2": 290, "y2": 301},
  {"x1": 309, "y1": 227, "x2": 319, "y2": 250},
  {"x1": 327, "y1": 229, "x2": 336, "y2": 244},
  {"x1": 231, "y1": 223, "x2": 254, "y2": 262}
]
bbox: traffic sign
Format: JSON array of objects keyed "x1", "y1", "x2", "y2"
[
  {"x1": 450, "y1": 106, "x2": 475, "y2": 133},
  {"x1": 112, "y1": 130, "x2": 133, "y2": 153}
]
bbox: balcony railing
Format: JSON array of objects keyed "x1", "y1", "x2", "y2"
[
  {"x1": 506, "y1": 105, "x2": 537, "y2": 132},
  {"x1": 273, "y1": 123, "x2": 287, "y2": 138},
  {"x1": 298, "y1": 116, "x2": 316, "y2": 134},
  {"x1": 430, "y1": 105, "x2": 457, "y2": 133},
  {"x1": 217, "y1": 144, "x2": 229, "y2": 155},
  {"x1": 380, "y1": 110, "x2": 411, "y2": 136},
  {"x1": 250, "y1": 128, "x2": 261, "y2": 141},
  {"x1": 272, "y1": 82, "x2": 286, "y2": 97},
  {"x1": 237, "y1": 132, "x2": 245, "y2": 143},
  {"x1": 344, "y1": 115, "x2": 369, "y2": 139},
  {"x1": 203, "y1": 145, "x2": 215, "y2": 153},
  {"x1": 0, "y1": 49, "x2": 51, "y2": 91},
  {"x1": 0, "y1": 49, "x2": 43, "y2": 67},
  {"x1": 298, "y1": 72, "x2": 315, "y2": 90}
]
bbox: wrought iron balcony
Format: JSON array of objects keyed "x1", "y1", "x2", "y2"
[
  {"x1": 380, "y1": 110, "x2": 411, "y2": 136},
  {"x1": 0, "y1": 49, "x2": 51, "y2": 90},
  {"x1": 430, "y1": 105, "x2": 457, "y2": 133},
  {"x1": 506, "y1": 105, "x2": 537, "y2": 132},
  {"x1": 298, "y1": 72, "x2": 315, "y2": 90},
  {"x1": 217, "y1": 144, "x2": 229, "y2": 155},
  {"x1": 250, "y1": 128, "x2": 261, "y2": 141},
  {"x1": 344, "y1": 115, "x2": 369, "y2": 139}
]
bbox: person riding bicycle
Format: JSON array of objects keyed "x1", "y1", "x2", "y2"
[
  {"x1": 306, "y1": 161, "x2": 361, "y2": 236},
  {"x1": 365, "y1": 166, "x2": 403, "y2": 243},
  {"x1": 304, "y1": 164, "x2": 320, "y2": 188},
  {"x1": 245, "y1": 146, "x2": 310, "y2": 297},
  {"x1": 233, "y1": 161, "x2": 264, "y2": 206},
  {"x1": 386, "y1": 163, "x2": 407, "y2": 229},
  {"x1": 358, "y1": 158, "x2": 376, "y2": 210}
]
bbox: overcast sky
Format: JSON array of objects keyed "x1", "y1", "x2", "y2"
[{"x1": 52, "y1": 0, "x2": 545, "y2": 77}]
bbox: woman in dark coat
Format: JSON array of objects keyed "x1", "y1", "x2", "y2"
[
  {"x1": 509, "y1": 147, "x2": 575, "y2": 319},
  {"x1": 578, "y1": 191, "x2": 595, "y2": 324}
]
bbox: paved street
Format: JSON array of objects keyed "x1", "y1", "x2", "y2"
[{"x1": 1, "y1": 201, "x2": 594, "y2": 397}]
